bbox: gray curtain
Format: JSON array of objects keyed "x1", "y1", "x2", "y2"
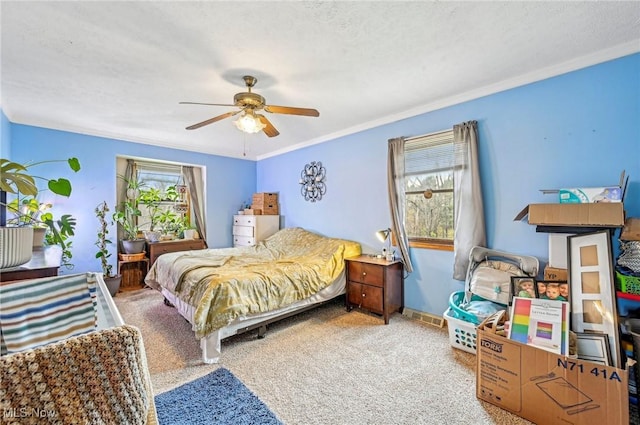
[
  {"x1": 116, "y1": 159, "x2": 136, "y2": 244},
  {"x1": 387, "y1": 137, "x2": 413, "y2": 273},
  {"x1": 183, "y1": 166, "x2": 207, "y2": 247},
  {"x1": 453, "y1": 121, "x2": 486, "y2": 280}
]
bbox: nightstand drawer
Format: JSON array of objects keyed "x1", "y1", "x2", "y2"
[
  {"x1": 233, "y1": 225, "x2": 255, "y2": 237},
  {"x1": 347, "y1": 261, "x2": 384, "y2": 287},
  {"x1": 347, "y1": 282, "x2": 383, "y2": 313}
]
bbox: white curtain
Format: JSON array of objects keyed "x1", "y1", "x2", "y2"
[
  {"x1": 387, "y1": 137, "x2": 413, "y2": 273},
  {"x1": 453, "y1": 121, "x2": 486, "y2": 280}
]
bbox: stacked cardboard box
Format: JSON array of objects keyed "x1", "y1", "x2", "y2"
[
  {"x1": 476, "y1": 317, "x2": 629, "y2": 425},
  {"x1": 251, "y1": 192, "x2": 279, "y2": 215}
]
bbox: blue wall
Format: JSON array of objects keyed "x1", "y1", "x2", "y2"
[
  {"x1": 258, "y1": 53, "x2": 640, "y2": 316},
  {"x1": 4, "y1": 53, "x2": 639, "y2": 317},
  {"x1": 6, "y1": 125, "x2": 257, "y2": 274}
]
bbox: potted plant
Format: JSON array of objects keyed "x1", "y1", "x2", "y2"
[
  {"x1": 95, "y1": 201, "x2": 122, "y2": 296},
  {"x1": 137, "y1": 186, "x2": 162, "y2": 242},
  {"x1": 0, "y1": 157, "x2": 80, "y2": 268},
  {"x1": 6, "y1": 197, "x2": 52, "y2": 247},
  {"x1": 112, "y1": 174, "x2": 146, "y2": 254}
]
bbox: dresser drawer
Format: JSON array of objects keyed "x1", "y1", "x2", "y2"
[
  {"x1": 233, "y1": 215, "x2": 257, "y2": 226},
  {"x1": 233, "y1": 225, "x2": 255, "y2": 237},
  {"x1": 347, "y1": 261, "x2": 384, "y2": 287},
  {"x1": 233, "y1": 235, "x2": 255, "y2": 246}
]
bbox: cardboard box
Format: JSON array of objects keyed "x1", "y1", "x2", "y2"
[
  {"x1": 558, "y1": 171, "x2": 626, "y2": 204},
  {"x1": 559, "y1": 187, "x2": 622, "y2": 203},
  {"x1": 243, "y1": 208, "x2": 262, "y2": 215},
  {"x1": 621, "y1": 217, "x2": 640, "y2": 241},
  {"x1": 544, "y1": 265, "x2": 568, "y2": 281},
  {"x1": 476, "y1": 323, "x2": 629, "y2": 425},
  {"x1": 514, "y1": 203, "x2": 625, "y2": 227},
  {"x1": 548, "y1": 233, "x2": 573, "y2": 269},
  {"x1": 252, "y1": 193, "x2": 278, "y2": 204},
  {"x1": 251, "y1": 203, "x2": 278, "y2": 215}
]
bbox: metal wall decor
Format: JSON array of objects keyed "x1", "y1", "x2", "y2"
[{"x1": 299, "y1": 161, "x2": 326, "y2": 202}]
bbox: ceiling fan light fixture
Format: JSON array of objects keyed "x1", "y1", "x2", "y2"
[{"x1": 234, "y1": 110, "x2": 266, "y2": 134}]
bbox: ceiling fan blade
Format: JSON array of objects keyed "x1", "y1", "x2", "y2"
[
  {"x1": 264, "y1": 105, "x2": 319, "y2": 117},
  {"x1": 257, "y1": 114, "x2": 280, "y2": 137},
  {"x1": 186, "y1": 110, "x2": 240, "y2": 130},
  {"x1": 180, "y1": 101, "x2": 236, "y2": 107}
]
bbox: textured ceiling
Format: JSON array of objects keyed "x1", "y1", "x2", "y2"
[{"x1": 1, "y1": 1, "x2": 639, "y2": 160}]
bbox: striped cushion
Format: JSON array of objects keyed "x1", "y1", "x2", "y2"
[{"x1": 0, "y1": 272, "x2": 98, "y2": 354}]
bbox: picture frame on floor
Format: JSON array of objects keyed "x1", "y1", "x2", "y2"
[
  {"x1": 568, "y1": 230, "x2": 621, "y2": 368},
  {"x1": 575, "y1": 332, "x2": 612, "y2": 366},
  {"x1": 537, "y1": 280, "x2": 569, "y2": 303},
  {"x1": 510, "y1": 276, "x2": 538, "y2": 305}
]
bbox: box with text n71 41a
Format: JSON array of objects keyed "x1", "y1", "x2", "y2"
[{"x1": 476, "y1": 323, "x2": 628, "y2": 425}]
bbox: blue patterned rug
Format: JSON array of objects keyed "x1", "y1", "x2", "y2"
[{"x1": 155, "y1": 368, "x2": 282, "y2": 425}]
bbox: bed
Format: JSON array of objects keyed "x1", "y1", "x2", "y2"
[{"x1": 144, "y1": 227, "x2": 361, "y2": 363}]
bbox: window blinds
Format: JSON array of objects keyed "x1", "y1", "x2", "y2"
[{"x1": 404, "y1": 130, "x2": 454, "y2": 176}]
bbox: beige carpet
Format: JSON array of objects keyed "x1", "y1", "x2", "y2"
[{"x1": 115, "y1": 288, "x2": 532, "y2": 425}]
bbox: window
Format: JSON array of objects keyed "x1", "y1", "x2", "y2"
[
  {"x1": 404, "y1": 129, "x2": 455, "y2": 250},
  {"x1": 135, "y1": 162, "x2": 190, "y2": 234}
]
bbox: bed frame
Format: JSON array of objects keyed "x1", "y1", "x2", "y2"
[{"x1": 158, "y1": 271, "x2": 346, "y2": 363}]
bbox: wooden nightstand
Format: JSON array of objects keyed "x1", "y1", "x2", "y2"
[{"x1": 345, "y1": 255, "x2": 404, "y2": 324}]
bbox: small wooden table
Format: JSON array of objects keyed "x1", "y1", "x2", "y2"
[
  {"x1": 345, "y1": 254, "x2": 404, "y2": 324},
  {"x1": 0, "y1": 246, "x2": 62, "y2": 282}
]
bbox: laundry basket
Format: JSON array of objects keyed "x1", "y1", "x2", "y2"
[
  {"x1": 444, "y1": 246, "x2": 539, "y2": 354},
  {"x1": 444, "y1": 306, "x2": 478, "y2": 354}
]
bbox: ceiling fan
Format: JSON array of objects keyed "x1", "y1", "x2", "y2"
[{"x1": 180, "y1": 75, "x2": 319, "y2": 137}]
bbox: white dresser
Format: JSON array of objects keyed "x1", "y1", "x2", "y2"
[{"x1": 233, "y1": 215, "x2": 280, "y2": 247}]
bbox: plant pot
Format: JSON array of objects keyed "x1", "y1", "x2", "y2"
[
  {"x1": 183, "y1": 229, "x2": 198, "y2": 239},
  {"x1": 0, "y1": 227, "x2": 34, "y2": 268},
  {"x1": 104, "y1": 274, "x2": 122, "y2": 297},
  {"x1": 121, "y1": 238, "x2": 146, "y2": 254},
  {"x1": 32, "y1": 227, "x2": 47, "y2": 247},
  {"x1": 144, "y1": 230, "x2": 161, "y2": 243}
]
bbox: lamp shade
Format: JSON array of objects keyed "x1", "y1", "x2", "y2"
[{"x1": 376, "y1": 228, "x2": 391, "y2": 243}]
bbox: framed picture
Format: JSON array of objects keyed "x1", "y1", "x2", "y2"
[
  {"x1": 510, "y1": 276, "x2": 538, "y2": 305},
  {"x1": 568, "y1": 230, "x2": 621, "y2": 368},
  {"x1": 575, "y1": 332, "x2": 612, "y2": 366},
  {"x1": 537, "y1": 280, "x2": 569, "y2": 303}
]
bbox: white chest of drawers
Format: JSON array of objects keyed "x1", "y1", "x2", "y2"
[{"x1": 233, "y1": 215, "x2": 280, "y2": 247}]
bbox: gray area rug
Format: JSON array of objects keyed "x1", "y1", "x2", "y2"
[
  {"x1": 115, "y1": 288, "x2": 532, "y2": 424},
  {"x1": 155, "y1": 367, "x2": 282, "y2": 424}
]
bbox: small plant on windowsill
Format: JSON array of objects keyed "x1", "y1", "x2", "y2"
[{"x1": 95, "y1": 201, "x2": 122, "y2": 296}]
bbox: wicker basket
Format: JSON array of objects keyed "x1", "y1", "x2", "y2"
[{"x1": 118, "y1": 252, "x2": 146, "y2": 261}]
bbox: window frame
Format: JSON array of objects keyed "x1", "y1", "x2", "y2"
[{"x1": 403, "y1": 129, "x2": 455, "y2": 251}]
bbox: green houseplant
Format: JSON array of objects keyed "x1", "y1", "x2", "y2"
[
  {"x1": 0, "y1": 157, "x2": 80, "y2": 268},
  {"x1": 112, "y1": 174, "x2": 146, "y2": 254},
  {"x1": 6, "y1": 197, "x2": 52, "y2": 246},
  {"x1": 95, "y1": 201, "x2": 122, "y2": 296}
]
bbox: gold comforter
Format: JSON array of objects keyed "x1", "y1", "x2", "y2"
[{"x1": 145, "y1": 227, "x2": 361, "y2": 338}]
